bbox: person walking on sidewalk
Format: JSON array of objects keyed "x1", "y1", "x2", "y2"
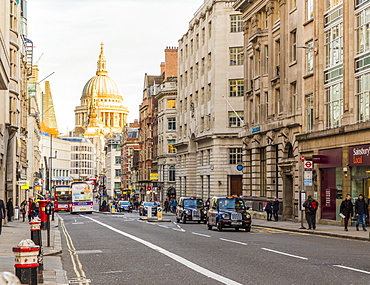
[
  {"x1": 28, "y1": 198, "x2": 36, "y2": 222},
  {"x1": 0, "y1": 198, "x2": 5, "y2": 235},
  {"x1": 303, "y1": 195, "x2": 319, "y2": 230},
  {"x1": 6, "y1": 198, "x2": 14, "y2": 222},
  {"x1": 265, "y1": 200, "x2": 273, "y2": 221},
  {"x1": 20, "y1": 200, "x2": 27, "y2": 222},
  {"x1": 340, "y1": 194, "x2": 353, "y2": 231},
  {"x1": 355, "y1": 194, "x2": 368, "y2": 231},
  {"x1": 272, "y1": 197, "x2": 279, "y2": 222}
]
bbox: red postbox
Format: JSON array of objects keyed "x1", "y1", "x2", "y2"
[{"x1": 38, "y1": 200, "x2": 50, "y2": 230}]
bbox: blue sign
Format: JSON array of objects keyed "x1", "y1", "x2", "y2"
[
  {"x1": 252, "y1": 126, "x2": 260, "y2": 133},
  {"x1": 236, "y1": 164, "x2": 243, "y2": 171}
]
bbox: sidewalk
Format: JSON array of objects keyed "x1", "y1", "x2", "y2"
[
  {"x1": 250, "y1": 211, "x2": 370, "y2": 241},
  {"x1": 0, "y1": 217, "x2": 68, "y2": 285}
]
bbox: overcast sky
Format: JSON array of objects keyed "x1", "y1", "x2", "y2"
[{"x1": 27, "y1": 0, "x2": 204, "y2": 134}]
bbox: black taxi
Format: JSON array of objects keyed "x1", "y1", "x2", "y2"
[
  {"x1": 176, "y1": 197, "x2": 207, "y2": 224},
  {"x1": 207, "y1": 196, "x2": 252, "y2": 232}
]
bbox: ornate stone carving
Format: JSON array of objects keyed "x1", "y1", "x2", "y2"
[
  {"x1": 251, "y1": 14, "x2": 258, "y2": 28},
  {"x1": 253, "y1": 134, "x2": 262, "y2": 145},
  {"x1": 266, "y1": 1, "x2": 275, "y2": 16},
  {"x1": 243, "y1": 20, "x2": 249, "y2": 34},
  {"x1": 277, "y1": 0, "x2": 286, "y2": 6},
  {"x1": 266, "y1": 131, "x2": 275, "y2": 145}
]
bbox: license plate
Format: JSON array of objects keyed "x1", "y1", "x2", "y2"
[
  {"x1": 80, "y1": 208, "x2": 85, "y2": 211},
  {"x1": 231, "y1": 222, "x2": 242, "y2": 226},
  {"x1": 193, "y1": 216, "x2": 200, "y2": 220}
]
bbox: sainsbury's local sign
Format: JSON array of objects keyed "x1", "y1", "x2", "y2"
[{"x1": 348, "y1": 145, "x2": 370, "y2": 166}]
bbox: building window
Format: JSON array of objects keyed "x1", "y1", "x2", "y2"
[
  {"x1": 264, "y1": 45, "x2": 269, "y2": 74},
  {"x1": 115, "y1": 156, "x2": 121, "y2": 164},
  {"x1": 291, "y1": 30, "x2": 297, "y2": 62},
  {"x1": 168, "y1": 117, "x2": 176, "y2": 130},
  {"x1": 325, "y1": 0, "x2": 342, "y2": 11},
  {"x1": 230, "y1": 15, "x2": 243, "y2": 32},
  {"x1": 265, "y1": 92, "x2": 269, "y2": 118},
  {"x1": 114, "y1": 182, "x2": 121, "y2": 189},
  {"x1": 356, "y1": 73, "x2": 370, "y2": 122},
  {"x1": 356, "y1": 7, "x2": 370, "y2": 54},
  {"x1": 208, "y1": 52, "x2": 212, "y2": 70},
  {"x1": 306, "y1": 94, "x2": 314, "y2": 132},
  {"x1": 306, "y1": 0, "x2": 314, "y2": 21},
  {"x1": 306, "y1": 40, "x2": 314, "y2": 74},
  {"x1": 169, "y1": 166, "x2": 175, "y2": 182},
  {"x1": 115, "y1": 169, "x2": 121, "y2": 177},
  {"x1": 229, "y1": 79, "x2": 244, "y2": 97},
  {"x1": 229, "y1": 148, "x2": 242, "y2": 164},
  {"x1": 325, "y1": 23, "x2": 343, "y2": 68},
  {"x1": 168, "y1": 139, "x2": 176, "y2": 154},
  {"x1": 230, "y1": 47, "x2": 244, "y2": 66},
  {"x1": 228, "y1": 111, "x2": 244, "y2": 127},
  {"x1": 202, "y1": 28, "x2": 205, "y2": 45},
  {"x1": 291, "y1": 82, "x2": 297, "y2": 115},
  {"x1": 167, "y1": 99, "x2": 176, "y2": 109},
  {"x1": 276, "y1": 88, "x2": 282, "y2": 114},
  {"x1": 325, "y1": 82, "x2": 343, "y2": 128},
  {"x1": 208, "y1": 21, "x2": 212, "y2": 38}
]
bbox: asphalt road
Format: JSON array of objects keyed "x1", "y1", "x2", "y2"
[{"x1": 58, "y1": 211, "x2": 370, "y2": 285}]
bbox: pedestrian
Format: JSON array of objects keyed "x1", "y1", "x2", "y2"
[
  {"x1": 20, "y1": 200, "x2": 27, "y2": 222},
  {"x1": 339, "y1": 194, "x2": 353, "y2": 231},
  {"x1": 355, "y1": 194, "x2": 368, "y2": 231},
  {"x1": 205, "y1": 198, "x2": 211, "y2": 209},
  {"x1": 272, "y1": 197, "x2": 279, "y2": 222},
  {"x1": 265, "y1": 200, "x2": 273, "y2": 221},
  {"x1": 6, "y1": 198, "x2": 14, "y2": 222},
  {"x1": 28, "y1": 198, "x2": 36, "y2": 222},
  {"x1": 170, "y1": 199, "x2": 177, "y2": 213},
  {"x1": 303, "y1": 195, "x2": 319, "y2": 230},
  {"x1": 164, "y1": 199, "x2": 169, "y2": 213},
  {"x1": 0, "y1": 198, "x2": 5, "y2": 235}
]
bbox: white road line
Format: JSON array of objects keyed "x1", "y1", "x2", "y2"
[
  {"x1": 158, "y1": 225, "x2": 169, "y2": 229},
  {"x1": 82, "y1": 215, "x2": 242, "y2": 285},
  {"x1": 219, "y1": 238, "x2": 247, "y2": 246},
  {"x1": 72, "y1": 222, "x2": 84, "y2": 225},
  {"x1": 172, "y1": 228, "x2": 186, "y2": 232},
  {"x1": 192, "y1": 232, "x2": 211, "y2": 238},
  {"x1": 334, "y1": 265, "x2": 370, "y2": 275},
  {"x1": 261, "y1": 248, "x2": 307, "y2": 260}
]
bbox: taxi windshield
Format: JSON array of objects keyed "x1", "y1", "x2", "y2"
[
  {"x1": 218, "y1": 198, "x2": 245, "y2": 211},
  {"x1": 183, "y1": 199, "x2": 203, "y2": 208}
]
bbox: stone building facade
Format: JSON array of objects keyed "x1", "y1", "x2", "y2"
[
  {"x1": 0, "y1": 0, "x2": 31, "y2": 204},
  {"x1": 235, "y1": 0, "x2": 370, "y2": 223},
  {"x1": 176, "y1": 0, "x2": 244, "y2": 199}
]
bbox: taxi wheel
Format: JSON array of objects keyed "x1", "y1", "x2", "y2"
[
  {"x1": 198, "y1": 221, "x2": 201, "y2": 224},
  {"x1": 176, "y1": 218, "x2": 180, "y2": 223},
  {"x1": 245, "y1": 226, "x2": 251, "y2": 232},
  {"x1": 217, "y1": 221, "x2": 223, "y2": 231},
  {"x1": 182, "y1": 215, "x2": 186, "y2": 224},
  {"x1": 207, "y1": 223, "x2": 212, "y2": 230},
  {"x1": 235, "y1": 228, "x2": 240, "y2": 231}
]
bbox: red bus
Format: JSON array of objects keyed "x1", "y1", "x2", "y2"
[{"x1": 53, "y1": 185, "x2": 72, "y2": 211}]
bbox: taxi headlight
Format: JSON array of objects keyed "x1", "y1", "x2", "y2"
[
  {"x1": 244, "y1": 214, "x2": 251, "y2": 219},
  {"x1": 185, "y1": 210, "x2": 190, "y2": 215},
  {"x1": 203, "y1": 210, "x2": 208, "y2": 215},
  {"x1": 221, "y1": 213, "x2": 229, "y2": 219}
]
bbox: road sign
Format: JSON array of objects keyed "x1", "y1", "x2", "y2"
[
  {"x1": 304, "y1": 160, "x2": 313, "y2": 169},
  {"x1": 157, "y1": 207, "x2": 162, "y2": 220},
  {"x1": 300, "y1": 156, "x2": 306, "y2": 162},
  {"x1": 17, "y1": 180, "x2": 28, "y2": 186},
  {"x1": 236, "y1": 164, "x2": 243, "y2": 171}
]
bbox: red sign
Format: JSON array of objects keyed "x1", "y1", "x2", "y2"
[
  {"x1": 146, "y1": 186, "x2": 152, "y2": 191},
  {"x1": 304, "y1": 160, "x2": 313, "y2": 169},
  {"x1": 348, "y1": 145, "x2": 370, "y2": 166},
  {"x1": 300, "y1": 156, "x2": 305, "y2": 162}
]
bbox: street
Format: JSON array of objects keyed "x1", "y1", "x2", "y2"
[{"x1": 57, "y1": 211, "x2": 370, "y2": 285}]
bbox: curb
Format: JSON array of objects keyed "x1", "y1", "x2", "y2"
[{"x1": 253, "y1": 223, "x2": 370, "y2": 242}]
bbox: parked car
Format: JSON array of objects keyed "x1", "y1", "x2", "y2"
[
  {"x1": 207, "y1": 196, "x2": 252, "y2": 232},
  {"x1": 139, "y1": 202, "x2": 157, "y2": 216},
  {"x1": 176, "y1": 197, "x2": 207, "y2": 224},
  {"x1": 118, "y1": 201, "x2": 132, "y2": 212}
]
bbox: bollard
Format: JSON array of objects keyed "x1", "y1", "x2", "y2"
[
  {"x1": 0, "y1": 272, "x2": 21, "y2": 284},
  {"x1": 29, "y1": 218, "x2": 43, "y2": 283},
  {"x1": 13, "y1": 239, "x2": 39, "y2": 285}
]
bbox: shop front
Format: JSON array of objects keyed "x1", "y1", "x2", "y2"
[
  {"x1": 317, "y1": 148, "x2": 343, "y2": 221},
  {"x1": 348, "y1": 144, "x2": 370, "y2": 205}
]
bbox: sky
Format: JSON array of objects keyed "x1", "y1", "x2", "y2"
[{"x1": 27, "y1": 0, "x2": 204, "y2": 135}]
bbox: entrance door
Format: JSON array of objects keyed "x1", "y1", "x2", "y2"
[
  {"x1": 321, "y1": 168, "x2": 337, "y2": 220},
  {"x1": 230, "y1": 175, "x2": 242, "y2": 196},
  {"x1": 283, "y1": 174, "x2": 294, "y2": 220}
]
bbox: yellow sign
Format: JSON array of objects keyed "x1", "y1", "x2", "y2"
[
  {"x1": 157, "y1": 207, "x2": 162, "y2": 219},
  {"x1": 20, "y1": 181, "x2": 29, "y2": 190},
  {"x1": 150, "y1": 173, "x2": 158, "y2": 181}
]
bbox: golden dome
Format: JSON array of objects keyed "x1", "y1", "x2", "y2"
[{"x1": 81, "y1": 43, "x2": 123, "y2": 101}]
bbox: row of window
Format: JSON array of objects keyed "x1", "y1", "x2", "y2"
[
  {"x1": 70, "y1": 169, "x2": 93, "y2": 175},
  {"x1": 71, "y1": 146, "x2": 92, "y2": 152}
]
